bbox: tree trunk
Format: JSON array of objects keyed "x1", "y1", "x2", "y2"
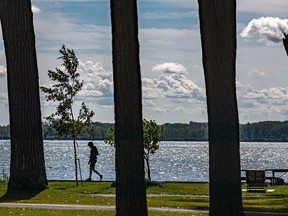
[
  {"x1": 0, "y1": 0, "x2": 47, "y2": 190},
  {"x1": 283, "y1": 34, "x2": 288, "y2": 56},
  {"x1": 145, "y1": 157, "x2": 151, "y2": 181},
  {"x1": 198, "y1": 1, "x2": 244, "y2": 215},
  {"x1": 110, "y1": 0, "x2": 147, "y2": 215}
]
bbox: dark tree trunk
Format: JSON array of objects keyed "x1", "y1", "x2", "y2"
[
  {"x1": 0, "y1": 0, "x2": 47, "y2": 190},
  {"x1": 198, "y1": 1, "x2": 244, "y2": 215},
  {"x1": 110, "y1": 0, "x2": 147, "y2": 216},
  {"x1": 145, "y1": 156, "x2": 151, "y2": 181},
  {"x1": 283, "y1": 34, "x2": 288, "y2": 56}
]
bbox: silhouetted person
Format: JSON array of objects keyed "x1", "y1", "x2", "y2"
[{"x1": 86, "y1": 142, "x2": 103, "y2": 181}]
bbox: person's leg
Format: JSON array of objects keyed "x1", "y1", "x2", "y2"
[
  {"x1": 92, "y1": 168, "x2": 103, "y2": 180},
  {"x1": 86, "y1": 161, "x2": 95, "y2": 181}
]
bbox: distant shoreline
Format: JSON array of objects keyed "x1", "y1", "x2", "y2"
[{"x1": 1, "y1": 120, "x2": 288, "y2": 142}]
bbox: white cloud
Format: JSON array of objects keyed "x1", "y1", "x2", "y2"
[
  {"x1": 78, "y1": 60, "x2": 113, "y2": 102},
  {"x1": 236, "y1": 82, "x2": 288, "y2": 122},
  {"x1": 32, "y1": 5, "x2": 41, "y2": 13},
  {"x1": 0, "y1": 66, "x2": 6, "y2": 77},
  {"x1": 241, "y1": 17, "x2": 288, "y2": 44},
  {"x1": 152, "y1": 62, "x2": 187, "y2": 74},
  {"x1": 144, "y1": 63, "x2": 206, "y2": 101},
  {"x1": 33, "y1": 10, "x2": 111, "y2": 53},
  {"x1": 247, "y1": 69, "x2": 266, "y2": 77}
]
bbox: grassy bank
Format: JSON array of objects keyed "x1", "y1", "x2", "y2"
[{"x1": 0, "y1": 181, "x2": 287, "y2": 215}]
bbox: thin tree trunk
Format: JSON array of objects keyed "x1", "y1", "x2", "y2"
[
  {"x1": 0, "y1": 0, "x2": 47, "y2": 190},
  {"x1": 145, "y1": 157, "x2": 151, "y2": 181},
  {"x1": 73, "y1": 139, "x2": 78, "y2": 187},
  {"x1": 110, "y1": 0, "x2": 147, "y2": 215},
  {"x1": 283, "y1": 34, "x2": 288, "y2": 56},
  {"x1": 198, "y1": 1, "x2": 244, "y2": 215}
]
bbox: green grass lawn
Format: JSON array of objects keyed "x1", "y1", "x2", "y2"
[{"x1": 0, "y1": 180, "x2": 287, "y2": 215}]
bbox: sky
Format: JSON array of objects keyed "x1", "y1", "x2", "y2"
[{"x1": 0, "y1": 0, "x2": 288, "y2": 125}]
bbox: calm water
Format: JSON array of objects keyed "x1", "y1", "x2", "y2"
[{"x1": 1, "y1": 140, "x2": 288, "y2": 182}]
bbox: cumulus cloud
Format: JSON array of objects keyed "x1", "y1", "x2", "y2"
[
  {"x1": 149, "y1": 63, "x2": 205, "y2": 100},
  {"x1": 237, "y1": 82, "x2": 288, "y2": 111},
  {"x1": 0, "y1": 66, "x2": 6, "y2": 77},
  {"x1": 32, "y1": 5, "x2": 41, "y2": 14},
  {"x1": 236, "y1": 82, "x2": 288, "y2": 122},
  {"x1": 78, "y1": 60, "x2": 113, "y2": 101},
  {"x1": 152, "y1": 62, "x2": 187, "y2": 74},
  {"x1": 241, "y1": 17, "x2": 288, "y2": 44}
]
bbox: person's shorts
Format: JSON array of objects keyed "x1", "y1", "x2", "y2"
[{"x1": 90, "y1": 159, "x2": 97, "y2": 169}]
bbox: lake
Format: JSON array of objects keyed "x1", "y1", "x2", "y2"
[{"x1": 1, "y1": 140, "x2": 288, "y2": 182}]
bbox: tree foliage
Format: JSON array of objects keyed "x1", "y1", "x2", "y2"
[
  {"x1": 104, "y1": 119, "x2": 163, "y2": 181},
  {"x1": 40, "y1": 45, "x2": 94, "y2": 186},
  {"x1": 40, "y1": 45, "x2": 94, "y2": 140},
  {"x1": 2, "y1": 120, "x2": 288, "y2": 142},
  {"x1": 143, "y1": 119, "x2": 163, "y2": 181}
]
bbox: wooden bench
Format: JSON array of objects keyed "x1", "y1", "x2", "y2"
[{"x1": 245, "y1": 170, "x2": 266, "y2": 192}]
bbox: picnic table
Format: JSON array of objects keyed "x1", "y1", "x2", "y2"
[{"x1": 265, "y1": 169, "x2": 288, "y2": 186}]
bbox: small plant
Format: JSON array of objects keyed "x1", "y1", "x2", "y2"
[{"x1": 0, "y1": 169, "x2": 8, "y2": 181}]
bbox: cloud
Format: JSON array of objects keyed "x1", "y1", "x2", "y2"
[
  {"x1": 238, "y1": 0, "x2": 288, "y2": 16},
  {"x1": 241, "y1": 17, "x2": 288, "y2": 44},
  {"x1": 32, "y1": 5, "x2": 41, "y2": 13},
  {"x1": 78, "y1": 60, "x2": 113, "y2": 103},
  {"x1": 145, "y1": 63, "x2": 205, "y2": 101},
  {"x1": 141, "y1": 11, "x2": 196, "y2": 20},
  {"x1": 247, "y1": 69, "x2": 266, "y2": 77},
  {"x1": 152, "y1": 62, "x2": 187, "y2": 74},
  {"x1": 236, "y1": 82, "x2": 288, "y2": 122},
  {"x1": 237, "y1": 82, "x2": 288, "y2": 108},
  {"x1": 33, "y1": 14, "x2": 111, "y2": 54},
  {"x1": 0, "y1": 66, "x2": 6, "y2": 77}
]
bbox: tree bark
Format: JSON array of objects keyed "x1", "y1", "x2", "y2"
[
  {"x1": 0, "y1": 0, "x2": 47, "y2": 190},
  {"x1": 145, "y1": 157, "x2": 151, "y2": 181},
  {"x1": 283, "y1": 34, "x2": 288, "y2": 56},
  {"x1": 198, "y1": 1, "x2": 244, "y2": 215},
  {"x1": 110, "y1": 0, "x2": 147, "y2": 215}
]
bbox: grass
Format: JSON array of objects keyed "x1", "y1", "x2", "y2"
[
  {"x1": 0, "y1": 208, "x2": 206, "y2": 216},
  {"x1": 0, "y1": 180, "x2": 288, "y2": 215}
]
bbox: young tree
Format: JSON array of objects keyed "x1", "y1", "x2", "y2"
[
  {"x1": 198, "y1": 1, "x2": 244, "y2": 215},
  {"x1": 0, "y1": 0, "x2": 47, "y2": 190},
  {"x1": 104, "y1": 119, "x2": 163, "y2": 181},
  {"x1": 40, "y1": 45, "x2": 94, "y2": 186},
  {"x1": 143, "y1": 119, "x2": 163, "y2": 181},
  {"x1": 110, "y1": 0, "x2": 148, "y2": 215}
]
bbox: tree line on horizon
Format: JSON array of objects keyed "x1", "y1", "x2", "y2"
[{"x1": 1, "y1": 120, "x2": 288, "y2": 142}]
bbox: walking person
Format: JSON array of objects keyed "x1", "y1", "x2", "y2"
[{"x1": 86, "y1": 141, "x2": 103, "y2": 181}]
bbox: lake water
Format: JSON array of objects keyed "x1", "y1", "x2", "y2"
[{"x1": 1, "y1": 140, "x2": 288, "y2": 182}]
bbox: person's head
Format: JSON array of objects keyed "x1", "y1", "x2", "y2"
[{"x1": 88, "y1": 142, "x2": 94, "y2": 148}]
